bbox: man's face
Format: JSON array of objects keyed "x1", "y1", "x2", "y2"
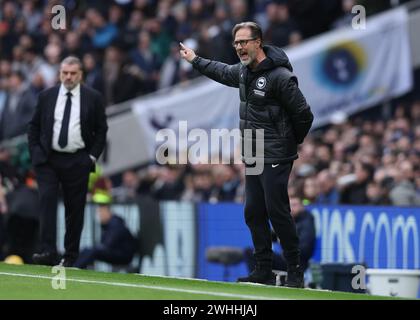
[
  {"x1": 234, "y1": 27, "x2": 259, "y2": 66},
  {"x1": 97, "y1": 205, "x2": 111, "y2": 224},
  {"x1": 60, "y1": 63, "x2": 82, "y2": 90},
  {"x1": 8, "y1": 74, "x2": 22, "y2": 91}
]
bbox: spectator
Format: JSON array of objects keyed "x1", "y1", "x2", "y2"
[
  {"x1": 210, "y1": 165, "x2": 240, "y2": 202},
  {"x1": 340, "y1": 162, "x2": 374, "y2": 204},
  {"x1": 332, "y1": 0, "x2": 357, "y2": 29},
  {"x1": 63, "y1": 31, "x2": 84, "y2": 58},
  {"x1": 366, "y1": 181, "x2": 391, "y2": 205},
  {"x1": 136, "y1": 165, "x2": 160, "y2": 195},
  {"x1": 314, "y1": 144, "x2": 332, "y2": 171},
  {"x1": 172, "y1": 2, "x2": 192, "y2": 43},
  {"x1": 82, "y1": 52, "x2": 104, "y2": 95},
  {"x1": 0, "y1": 70, "x2": 36, "y2": 141},
  {"x1": 130, "y1": 30, "x2": 161, "y2": 93},
  {"x1": 146, "y1": 18, "x2": 172, "y2": 63},
  {"x1": 112, "y1": 170, "x2": 140, "y2": 202},
  {"x1": 208, "y1": 6, "x2": 238, "y2": 64},
  {"x1": 389, "y1": 161, "x2": 420, "y2": 206},
  {"x1": 0, "y1": 1, "x2": 19, "y2": 58},
  {"x1": 229, "y1": 0, "x2": 250, "y2": 26},
  {"x1": 152, "y1": 165, "x2": 186, "y2": 200},
  {"x1": 0, "y1": 175, "x2": 8, "y2": 260},
  {"x1": 22, "y1": 46, "x2": 53, "y2": 87},
  {"x1": 11, "y1": 46, "x2": 26, "y2": 73},
  {"x1": 302, "y1": 176, "x2": 319, "y2": 205},
  {"x1": 21, "y1": 0, "x2": 42, "y2": 34},
  {"x1": 42, "y1": 43, "x2": 61, "y2": 87},
  {"x1": 133, "y1": 0, "x2": 156, "y2": 18},
  {"x1": 316, "y1": 170, "x2": 340, "y2": 205},
  {"x1": 188, "y1": 0, "x2": 210, "y2": 35},
  {"x1": 158, "y1": 42, "x2": 182, "y2": 90},
  {"x1": 108, "y1": 4, "x2": 126, "y2": 31},
  {"x1": 74, "y1": 17, "x2": 94, "y2": 54},
  {"x1": 86, "y1": 8, "x2": 118, "y2": 50},
  {"x1": 28, "y1": 72, "x2": 46, "y2": 95},
  {"x1": 264, "y1": 0, "x2": 301, "y2": 48},
  {"x1": 102, "y1": 45, "x2": 142, "y2": 105},
  {"x1": 0, "y1": 61, "x2": 9, "y2": 118},
  {"x1": 182, "y1": 168, "x2": 213, "y2": 202},
  {"x1": 74, "y1": 190, "x2": 137, "y2": 269},
  {"x1": 288, "y1": 0, "x2": 342, "y2": 39},
  {"x1": 122, "y1": 10, "x2": 144, "y2": 49},
  {"x1": 3, "y1": 173, "x2": 40, "y2": 263}
]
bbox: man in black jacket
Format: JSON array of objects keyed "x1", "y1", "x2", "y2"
[{"x1": 180, "y1": 22, "x2": 313, "y2": 287}]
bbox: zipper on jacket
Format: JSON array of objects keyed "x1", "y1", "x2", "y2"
[
  {"x1": 281, "y1": 108, "x2": 286, "y2": 137},
  {"x1": 244, "y1": 70, "x2": 249, "y2": 136}
]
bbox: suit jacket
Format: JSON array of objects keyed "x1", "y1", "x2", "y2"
[
  {"x1": 27, "y1": 84, "x2": 108, "y2": 169},
  {"x1": 0, "y1": 88, "x2": 36, "y2": 141}
]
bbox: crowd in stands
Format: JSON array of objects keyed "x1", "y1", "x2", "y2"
[
  {"x1": 0, "y1": 0, "x2": 407, "y2": 115},
  {"x1": 109, "y1": 101, "x2": 420, "y2": 207}
]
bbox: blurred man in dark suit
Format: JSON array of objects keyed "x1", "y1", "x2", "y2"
[
  {"x1": 28, "y1": 56, "x2": 108, "y2": 267},
  {"x1": 0, "y1": 70, "x2": 36, "y2": 141}
]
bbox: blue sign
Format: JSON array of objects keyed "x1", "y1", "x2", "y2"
[
  {"x1": 197, "y1": 203, "x2": 252, "y2": 282},
  {"x1": 309, "y1": 205, "x2": 420, "y2": 269},
  {"x1": 197, "y1": 204, "x2": 420, "y2": 282}
]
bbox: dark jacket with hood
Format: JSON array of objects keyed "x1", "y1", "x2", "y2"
[{"x1": 192, "y1": 45, "x2": 314, "y2": 164}]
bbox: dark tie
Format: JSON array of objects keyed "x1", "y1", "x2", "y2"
[{"x1": 58, "y1": 91, "x2": 72, "y2": 148}]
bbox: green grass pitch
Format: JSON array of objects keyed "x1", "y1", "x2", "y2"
[{"x1": 0, "y1": 262, "x2": 401, "y2": 300}]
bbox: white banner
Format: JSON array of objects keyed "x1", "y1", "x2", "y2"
[
  {"x1": 286, "y1": 7, "x2": 413, "y2": 127},
  {"x1": 132, "y1": 78, "x2": 240, "y2": 163}
]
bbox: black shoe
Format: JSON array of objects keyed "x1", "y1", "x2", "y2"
[
  {"x1": 237, "y1": 268, "x2": 276, "y2": 285},
  {"x1": 58, "y1": 258, "x2": 76, "y2": 268},
  {"x1": 286, "y1": 265, "x2": 304, "y2": 288},
  {"x1": 32, "y1": 252, "x2": 59, "y2": 266}
]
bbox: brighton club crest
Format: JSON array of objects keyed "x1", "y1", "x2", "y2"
[{"x1": 256, "y1": 77, "x2": 266, "y2": 89}]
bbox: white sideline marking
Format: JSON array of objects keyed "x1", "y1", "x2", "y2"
[{"x1": 0, "y1": 272, "x2": 285, "y2": 300}]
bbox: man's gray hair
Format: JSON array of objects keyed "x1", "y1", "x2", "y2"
[
  {"x1": 61, "y1": 56, "x2": 83, "y2": 70},
  {"x1": 232, "y1": 21, "x2": 263, "y2": 47}
]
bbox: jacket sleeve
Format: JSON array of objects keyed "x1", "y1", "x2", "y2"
[
  {"x1": 27, "y1": 91, "x2": 49, "y2": 166},
  {"x1": 276, "y1": 71, "x2": 314, "y2": 144},
  {"x1": 192, "y1": 56, "x2": 240, "y2": 88},
  {"x1": 89, "y1": 91, "x2": 108, "y2": 159},
  {"x1": 21, "y1": 91, "x2": 37, "y2": 134},
  {"x1": 27, "y1": 92, "x2": 42, "y2": 150}
]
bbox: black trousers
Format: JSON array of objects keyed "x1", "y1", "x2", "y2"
[
  {"x1": 35, "y1": 150, "x2": 91, "y2": 261},
  {"x1": 244, "y1": 162, "x2": 300, "y2": 269},
  {"x1": 243, "y1": 247, "x2": 288, "y2": 272}
]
